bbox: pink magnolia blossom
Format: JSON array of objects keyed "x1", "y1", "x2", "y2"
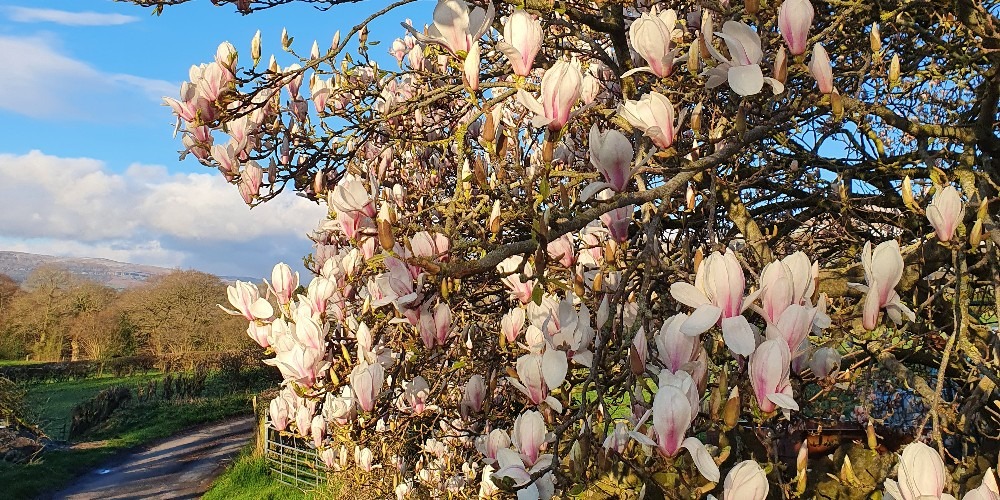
[
  {"x1": 269, "y1": 396, "x2": 291, "y2": 431},
  {"x1": 884, "y1": 442, "x2": 956, "y2": 500},
  {"x1": 589, "y1": 125, "x2": 635, "y2": 193},
  {"x1": 512, "y1": 410, "x2": 550, "y2": 467},
  {"x1": 501, "y1": 307, "x2": 526, "y2": 343},
  {"x1": 269, "y1": 262, "x2": 299, "y2": 305},
  {"x1": 723, "y1": 460, "x2": 769, "y2": 500},
  {"x1": 294, "y1": 402, "x2": 313, "y2": 438},
  {"x1": 517, "y1": 59, "x2": 583, "y2": 132},
  {"x1": 264, "y1": 341, "x2": 329, "y2": 386},
  {"x1": 926, "y1": 185, "x2": 964, "y2": 242},
  {"x1": 809, "y1": 43, "x2": 834, "y2": 94},
  {"x1": 221, "y1": 281, "x2": 273, "y2": 321},
  {"x1": 463, "y1": 41, "x2": 480, "y2": 91},
  {"x1": 809, "y1": 347, "x2": 842, "y2": 379},
  {"x1": 461, "y1": 374, "x2": 486, "y2": 414},
  {"x1": 764, "y1": 303, "x2": 816, "y2": 357},
  {"x1": 410, "y1": 231, "x2": 451, "y2": 261},
  {"x1": 509, "y1": 349, "x2": 568, "y2": 412},
  {"x1": 390, "y1": 38, "x2": 407, "y2": 64},
  {"x1": 669, "y1": 249, "x2": 761, "y2": 356},
  {"x1": 624, "y1": 7, "x2": 683, "y2": 78},
  {"x1": 703, "y1": 21, "x2": 784, "y2": 96},
  {"x1": 350, "y1": 362, "x2": 385, "y2": 412},
  {"x1": 546, "y1": 233, "x2": 576, "y2": 268},
  {"x1": 497, "y1": 256, "x2": 536, "y2": 304},
  {"x1": 497, "y1": 9, "x2": 542, "y2": 77},
  {"x1": 311, "y1": 415, "x2": 326, "y2": 448},
  {"x1": 963, "y1": 468, "x2": 999, "y2": 500},
  {"x1": 600, "y1": 205, "x2": 633, "y2": 243},
  {"x1": 328, "y1": 174, "x2": 375, "y2": 216},
  {"x1": 755, "y1": 251, "x2": 818, "y2": 324},
  {"x1": 654, "y1": 313, "x2": 701, "y2": 373},
  {"x1": 404, "y1": 0, "x2": 494, "y2": 56},
  {"x1": 619, "y1": 91, "x2": 682, "y2": 150},
  {"x1": 493, "y1": 447, "x2": 555, "y2": 499},
  {"x1": 355, "y1": 446, "x2": 376, "y2": 472},
  {"x1": 630, "y1": 328, "x2": 649, "y2": 375},
  {"x1": 247, "y1": 323, "x2": 271, "y2": 348},
  {"x1": 850, "y1": 240, "x2": 915, "y2": 330},
  {"x1": 749, "y1": 339, "x2": 799, "y2": 414},
  {"x1": 778, "y1": 0, "x2": 815, "y2": 55},
  {"x1": 475, "y1": 428, "x2": 511, "y2": 464},
  {"x1": 397, "y1": 376, "x2": 434, "y2": 415}
]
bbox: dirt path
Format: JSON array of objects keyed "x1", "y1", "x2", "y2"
[{"x1": 51, "y1": 416, "x2": 255, "y2": 500}]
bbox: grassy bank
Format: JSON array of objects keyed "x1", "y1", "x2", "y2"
[
  {"x1": 25, "y1": 372, "x2": 163, "y2": 438},
  {"x1": 203, "y1": 446, "x2": 346, "y2": 500},
  {"x1": 1, "y1": 371, "x2": 258, "y2": 499}
]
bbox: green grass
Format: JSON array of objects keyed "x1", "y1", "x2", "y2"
[
  {"x1": 2, "y1": 372, "x2": 257, "y2": 499},
  {"x1": 24, "y1": 372, "x2": 163, "y2": 438},
  {"x1": 0, "y1": 360, "x2": 41, "y2": 366},
  {"x1": 203, "y1": 451, "x2": 312, "y2": 500}
]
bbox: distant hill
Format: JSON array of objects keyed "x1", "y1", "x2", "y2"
[{"x1": 0, "y1": 251, "x2": 257, "y2": 290}]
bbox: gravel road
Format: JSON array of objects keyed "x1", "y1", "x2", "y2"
[{"x1": 51, "y1": 415, "x2": 255, "y2": 500}]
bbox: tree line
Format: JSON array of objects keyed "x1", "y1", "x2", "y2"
[{"x1": 0, "y1": 266, "x2": 253, "y2": 362}]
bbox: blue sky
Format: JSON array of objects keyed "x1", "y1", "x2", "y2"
[{"x1": 0, "y1": 0, "x2": 427, "y2": 279}]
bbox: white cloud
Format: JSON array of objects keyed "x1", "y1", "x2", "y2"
[
  {"x1": 0, "y1": 151, "x2": 325, "y2": 277},
  {"x1": 5, "y1": 7, "x2": 138, "y2": 26},
  {"x1": 0, "y1": 34, "x2": 176, "y2": 121}
]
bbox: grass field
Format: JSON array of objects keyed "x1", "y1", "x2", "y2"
[
  {"x1": 203, "y1": 446, "x2": 346, "y2": 500},
  {"x1": 24, "y1": 373, "x2": 163, "y2": 438},
  {"x1": 1, "y1": 371, "x2": 258, "y2": 499}
]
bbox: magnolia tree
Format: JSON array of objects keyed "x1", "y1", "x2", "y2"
[{"x1": 132, "y1": 0, "x2": 999, "y2": 497}]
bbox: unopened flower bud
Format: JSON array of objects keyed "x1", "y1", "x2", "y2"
[
  {"x1": 331, "y1": 31, "x2": 341, "y2": 52},
  {"x1": 866, "y1": 419, "x2": 878, "y2": 449},
  {"x1": 687, "y1": 39, "x2": 700, "y2": 76},
  {"x1": 889, "y1": 54, "x2": 901, "y2": 87},
  {"x1": 281, "y1": 28, "x2": 291, "y2": 51},
  {"x1": 312, "y1": 169, "x2": 325, "y2": 195},
  {"x1": 723, "y1": 387, "x2": 740, "y2": 429},
  {"x1": 251, "y1": 30, "x2": 261, "y2": 67},
  {"x1": 693, "y1": 247, "x2": 704, "y2": 274},
  {"x1": 797, "y1": 439, "x2": 808, "y2": 473},
  {"x1": 378, "y1": 204, "x2": 395, "y2": 251},
  {"x1": 686, "y1": 184, "x2": 696, "y2": 212},
  {"x1": 901, "y1": 175, "x2": 916, "y2": 210},
  {"x1": 774, "y1": 46, "x2": 788, "y2": 84},
  {"x1": 831, "y1": 87, "x2": 843, "y2": 120},
  {"x1": 746, "y1": 0, "x2": 760, "y2": 15},
  {"x1": 870, "y1": 23, "x2": 882, "y2": 56},
  {"x1": 690, "y1": 102, "x2": 703, "y2": 132},
  {"x1": 488, "y1": 200, "x2": 502, "y2": 235}
]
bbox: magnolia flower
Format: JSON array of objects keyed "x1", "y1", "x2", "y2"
[
  {"x1": 497, "y1": 256, "x2": 536, "y2": 304},
  {"x1": 268, "y1": 262, "x2": 299, "y2": 305},
  {"x1": 511, "y1": 410, "x2": 549, "y2": 467},
  {"x1": 355, "y1": 446, "x2": 376, "y2": 472},
  {"x1": 509, "y1": 349, "x2": 568, "y2": 412},
  {"x1": 629, "y1": 384, "x2": 720, "y2": 482},
  {"x1": 600, "y1": 205, "x2": 633, "y2": 243},
  {"x1": 724, "y1": 460, "x2": 769, "y2": 499},
  {"x1": 963, "y1": 468, "x2": 999, "y2": 500},
  {"x1": 884, "y1": 442, "x2": 956, "y2": 500},
  {"x1": 501, "y1": 307, "x2": 526, "y2": 343},
  {"x1": 404, "y1": 0, "x2": 495, "y2": 56},
  {"x1": 475, "y1": 428, "x2": 511, "y2": 464},
  {"x1": 311, "y1": 415, "x2": 326, "y2": 448},
  {"x1": 603, "y1": 421, "x2": 630, "y2": 453},
  {"x1": 517, "y1": 59, "x2": 583, "y2": 132},
  {"x1": 588, "y1": 124, "x2": 635, "y2": 193},
  {"x1": 247, "y1": 322, "x2": 271, "y2": 348},
  {"x1": 927, "y1": 185, "x2": 964, "y2": 242},
  {"x1": 850, "y1": 240, "x2": 916, "y2": 330},
  {"x1": 546, "y1": 234, "x2": 576, "y2": 267},
  {"x1": 464, "y1": 41, "x2": 480, "y2": 91},
  {"x1": 492, "y1": 447, "x2": 555, "y2": 500},
  {"x1": 654, "y1": 313, "x2": 701, "y2": 373},
  {"x1": 764, "y1": 303, "x2": 816, "y2": 357},
  {"x1": 755, "y1": 251, "x2": 819, "y2": 324},
  {"x1": 749, "y1": 339, "x2": 799, "y2": 414},
  {"x1": 397, "y1": 376, "x2": 434, "y2": 414},
  {"x1": 497, "y1": 10, "x2": 542, "y2": 76},
  {"x1": 461, "y1": 374, "x2": 486, "y2": 414},
  {"x1": 264, "y1": 341, "x2": 329, "y2": 386},
  {"x1": 809, "y1": 346, "x2": 842, "y2": 379},
  {"x1": 703, "y1": 21, "x2": 785, "y2": 96},
  {"x1": 624, "y1": 7, "x2": 683, "y2": 78},
  {"x1": 221, "y1": 281, "x2": 273, "y2": 321},
  {"x1": 669, "y1": 249, "x2": 761, "y2": 356},
  {"x1": 778, "y1": 0, "x2": 814, "y2": 55},
  {"x1": 269, "y1": 396, "x2": 291, "y2": 431},
  {"x1": 328, "y1": 174, "x2": 375, "y2": 216},
  {"x1": 350, "y1": 362, "x2": 385, "y2": 412},
  {"x1": 809, "y1": 43, "x2": 834, "y2": 94},
  {"x1": 411, "y1": 231, "x2": 451, "y2": 261},
  {"x1": 619, "y1": 91, "x2": 682, "y2": 149}
]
